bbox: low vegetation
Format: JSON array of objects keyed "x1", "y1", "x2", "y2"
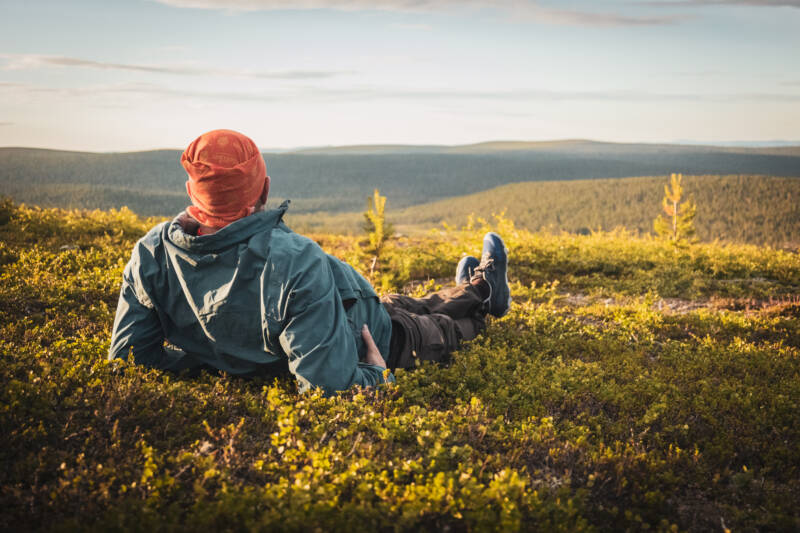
[{"x1": 1, "y1": 200, "x2": 799, "y2": 531}]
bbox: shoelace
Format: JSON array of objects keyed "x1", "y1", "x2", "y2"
[
  {"x1": 471, "y1": 255, "x2": 495, "y2": 305},
  {"x1": 478, "y1": 258, "x2": 494, "y2": 304},
  {"x1": 476, "y1": 254, "x2": 495, "y2": 274}
]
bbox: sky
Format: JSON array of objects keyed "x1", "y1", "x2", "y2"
[{"x1": 0, "y1": 0, "x2": 799, "y2": 152}]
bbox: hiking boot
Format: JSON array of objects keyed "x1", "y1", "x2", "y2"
[
  {"x1": 472, "y1": 232, "x2": 511, "y2": 317},
  {"x1": 455, "y1": 255, "x2": 480, "y2": 285}
]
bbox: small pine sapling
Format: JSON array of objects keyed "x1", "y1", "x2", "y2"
[
  {"x1": 654, "y1": 173, "x2": 697, "y2": 244},
  {"x1": 363, "y1": 189, "x2": 394, "y2": 276}
]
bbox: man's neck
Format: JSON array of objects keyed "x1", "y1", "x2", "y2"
[{"x1": 187, "y1": 203, "x2": 267, "y2": 236}]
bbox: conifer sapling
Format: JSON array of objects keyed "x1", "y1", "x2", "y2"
[{"x1": 654, "y1": 173, "x2": 697, "y2": 243}]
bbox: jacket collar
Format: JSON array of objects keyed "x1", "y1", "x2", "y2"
[{"x1": 167, "y1": 200, "x2": 289, "y2": 252}]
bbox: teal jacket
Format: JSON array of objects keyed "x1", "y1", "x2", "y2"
[{"x1": 108, "y1": 201, "x2": 394, "y2": 395}]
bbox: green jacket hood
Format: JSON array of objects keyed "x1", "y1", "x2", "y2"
[{"x1": 168, "y1": 201, "x2": 290, "y2": 253}]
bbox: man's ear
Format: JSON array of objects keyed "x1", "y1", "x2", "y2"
[{"x1": 261, "y1": 176, "x2": 270, "y2": 204}]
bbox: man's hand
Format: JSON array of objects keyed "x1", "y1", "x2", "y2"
[{"x1": 361, "y1": 324, "x2": 386, "y2": 368}]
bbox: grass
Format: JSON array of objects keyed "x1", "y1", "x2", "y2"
[{"x1": 1, "y1": 200, "x2": 799, "y2": 531}]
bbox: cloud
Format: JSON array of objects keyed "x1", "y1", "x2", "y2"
[
  {"x1": 672, "y1": 70, "x2": 725, "y2": 77},
  {"x1": 366, "y1": 87, "x2": 800, "y2": 103},
  {"x1": 390, "y1": 23, "x2": 433, "y2": 30},
  {"x1": 647, "y1": 1, "x2": 800, "y2": 7},
  {"x1": 516, "y1": 5, "x2": 686, "y2": 26},
  {"x1": 153, "y1": 0, "x2": 686, "y2": 26},
  {"x1": 7, "y1": 79, "x2": 798, "y2": 104},
  {"x1": 0, "y1": 54, "x2": 349, "y2": 80},
  {"x1": 150, "y1": 0, "x2": 497, "y2": 11}
]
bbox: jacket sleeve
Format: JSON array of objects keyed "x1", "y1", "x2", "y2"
[
  {"x1": 278, "y1": 253, "x2": 394, "y2": 396},
  {"x1": 108, "y1": 251, "x2": 203, "y2": 373}
]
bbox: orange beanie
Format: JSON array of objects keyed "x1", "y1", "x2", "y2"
[{"x1": 181, "y1": 129, "x2": 267, "y2": 229}]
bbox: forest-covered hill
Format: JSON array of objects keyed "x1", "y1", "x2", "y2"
[
  {"x1": 286, "y1": 174, "x2": 800, "y2": 248},
  {"x1": 394, "y1": 174, "x2": 800, "y2": 247},
  {"x1": 1, "y1": 141, "x2": 799, "y2": 216},
  {"x1": 1, "y1": 201, "x2": 798, "y2": 531}
]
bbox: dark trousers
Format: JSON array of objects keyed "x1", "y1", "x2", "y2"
[{"x1": 381, "y1": 283, "x2": 487, "y2": 370}]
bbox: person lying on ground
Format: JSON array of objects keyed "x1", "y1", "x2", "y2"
[{"x1": 108, "y1": 129, "x2": 511, "y2": 396}]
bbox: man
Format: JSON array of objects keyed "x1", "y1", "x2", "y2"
[{"x1": 109, "y1": 129, "x2": 511, "y2": 396}]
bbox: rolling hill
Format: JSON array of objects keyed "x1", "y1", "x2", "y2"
[
  {"x1": 392, "y1": 174, "x2": 800, "y2": 246},
  {"x1": 296, "y1": 139, "x2": 800, "y2": 157},
  {"x1": 285, "y1": 174, "x2": 800, "y2": 248},
  {"x1": 2, "y1": 140, "x2": 799, "y2": 218}
]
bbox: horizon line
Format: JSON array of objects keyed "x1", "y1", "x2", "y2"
[{"x1": 2, "y1": 138, "x2": 800, "y2": 154}]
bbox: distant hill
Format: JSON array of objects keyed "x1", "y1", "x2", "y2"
[
  {"x1": 1, "y1": 140, "x2": 799, "y2": 218},
  {"x1": 287, "y1": 174, "x2": 800, "y2": 248},
  {"x1": 295, "y1": 139, "x2": 800, "y2": 157}
]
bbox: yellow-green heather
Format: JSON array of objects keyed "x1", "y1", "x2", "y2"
[{"x1": 1, "y1": 200, "x2": 799, "y2": 531}]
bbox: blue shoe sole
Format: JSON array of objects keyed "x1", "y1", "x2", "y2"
[
  {"x1": 455, "y1": 255, "x2": 480, "y2": 285},
  {"x1": 483, "y1": 232, "x2": 511, "y2": 317}
]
